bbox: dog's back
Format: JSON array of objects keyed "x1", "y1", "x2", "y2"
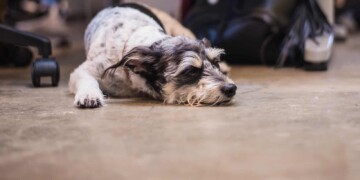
[{"x1": 84, "y1": 7, "x2": 165, "y2": 62}]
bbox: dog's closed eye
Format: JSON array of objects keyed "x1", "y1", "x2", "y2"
[
  {"x1": 180, "y1": 66, "x2": 202, "y2": 77},
  {"x1": 175, "y1": 66, "x2": 203, "y2": 86}
]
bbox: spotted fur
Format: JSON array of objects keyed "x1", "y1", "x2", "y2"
[{"x1": 69, "y1": 4, "x2": 236, "y2": 108}]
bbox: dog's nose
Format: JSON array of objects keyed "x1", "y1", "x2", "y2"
[{"x1": 221, "y1": 83, "x2": 237, "y2": 97}]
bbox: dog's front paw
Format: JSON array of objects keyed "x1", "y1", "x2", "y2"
[{"x1": 74, "y1": 90, "x2": 104, "y2": 108}]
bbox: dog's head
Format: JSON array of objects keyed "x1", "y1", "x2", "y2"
[{"x1": 104, "y1": 36, "x2": 237, "y2": 106}]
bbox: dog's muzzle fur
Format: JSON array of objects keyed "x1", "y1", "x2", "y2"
[{"x1": 69, "y1": 4, "x2": 237, "y2": 108}]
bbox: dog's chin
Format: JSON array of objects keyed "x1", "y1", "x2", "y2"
[
  {"x1": 214, "y1": 99, "x2": 234, "y2": 106},
  {"x1": 194, "y1": 98, "x2": 234, "y2": 106},
  {"x1": 167, "y1": 95, "x2": 234, "y2": 107}
]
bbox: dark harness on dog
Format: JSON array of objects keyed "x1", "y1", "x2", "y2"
[{"x1": 114, "y1": 3, "x2": 166, "y2": 33}]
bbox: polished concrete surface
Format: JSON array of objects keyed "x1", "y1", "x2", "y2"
[{"x1": 0, "y1": 25, "x2": 360, "y2": 179}]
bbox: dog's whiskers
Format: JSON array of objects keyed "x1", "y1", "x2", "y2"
[{"x1": 211, "y1": 96, "x2": 222, "y2": 106}]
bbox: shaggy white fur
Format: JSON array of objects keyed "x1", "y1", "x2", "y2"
[{"x1": 69, "y1": 4, "x2": 236, "y2": 108}]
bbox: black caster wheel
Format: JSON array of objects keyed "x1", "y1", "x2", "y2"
[
  {"x1": 31, "y1": 58, "x2": 60, "y2": 87},
  {"x1": 304, "y1": 62, "x2": 328, "y2": 71}
]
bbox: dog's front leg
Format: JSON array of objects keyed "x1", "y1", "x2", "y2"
[{"x1": 69, "y1": 66, "x2": 104, "y2": 108}]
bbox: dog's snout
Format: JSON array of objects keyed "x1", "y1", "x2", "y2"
[{"x1": 221, "y1": 83, "x2": 237, "y2": 97}]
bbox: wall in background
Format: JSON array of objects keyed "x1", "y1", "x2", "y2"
[
  {"x1": 123, "y1": 0, "x2": 182, "y2": 19},
  {"x1": 67, "y1": 0, "x2": 182, "y2": 20}
]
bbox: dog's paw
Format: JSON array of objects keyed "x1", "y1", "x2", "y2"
[{"x1": 74, "y1": 90, "x2": 104, "y2": 108}]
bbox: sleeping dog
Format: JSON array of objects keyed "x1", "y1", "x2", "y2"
[{"x1": 69, "y1": 3, "x2": 237, "y2": 108}]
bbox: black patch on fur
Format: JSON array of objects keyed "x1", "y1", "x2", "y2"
[
  {"x1": 138, "y1": 69, "x2": 166, "y2": 94},
  {"x1": 175, "y1": 66, "x2": 203, "y2": 88},
  {"x1": 103, "y1": 46, "x2": 166, "y2": 95},
  {"x1": 113, "y1": 23, "x2": 123, "y2": 32}
]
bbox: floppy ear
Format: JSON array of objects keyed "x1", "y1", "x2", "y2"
[
  {"x1": 121, "y1": 46, "x2": 161, "y2": 73},
  {"x1": 200, "y1": 38, "x2": 211, "y2": 48},
  {"x1": 103, "y1": 46, "x2": 162, "y2": 77}
]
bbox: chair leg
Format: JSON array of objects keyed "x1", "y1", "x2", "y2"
[
  {"x1": 0, "y1": 24, "x2": 60, "y2": 87},
  {"x1": 0, "y1": 24, "x2": 52, "y2": 58}
]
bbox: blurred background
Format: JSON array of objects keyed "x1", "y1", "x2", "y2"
[
  {"x1": 0, "y1": 0, "x2": 359, "y2": 69},
  {"x1": 1, "y1": 1, "x2": 360, "y2": 179}
]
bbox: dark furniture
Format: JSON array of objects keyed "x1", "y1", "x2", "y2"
[{"x1": 0, "y1": 0, "x2": 59, "y2": 87}]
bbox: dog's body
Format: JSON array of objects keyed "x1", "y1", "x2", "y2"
[{"x1": 69, "y1": 4, "x2": 236, "y2": 108}]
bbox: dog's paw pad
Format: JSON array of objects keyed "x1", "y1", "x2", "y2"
[{"x1": 75, "y1": 92, "x2": 103, "y2": 108}]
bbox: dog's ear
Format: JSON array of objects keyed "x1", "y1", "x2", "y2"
[
  {"x1": 103, "y1": 46, "x2": 162, "y2": 77},
  {"x1": 200, "y1": 38, "x2": 211, "y2": 48},
  {"x1": 122, "y1": 46, "x2": 162, "y2": 73}
]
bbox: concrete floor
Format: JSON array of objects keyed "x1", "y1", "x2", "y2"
[{"x1": 0, "y1": 24, "x2": 360, "y2": 179}]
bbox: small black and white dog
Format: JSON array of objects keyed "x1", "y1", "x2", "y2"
[{"x1": 69, "y1": 3, "x2": 237, "y2": 108}]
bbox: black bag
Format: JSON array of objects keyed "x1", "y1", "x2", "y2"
[
  {"x1": 183, "y1": 0, "x2": 331, "y2": 67},
  {"x1": 184, "y1": 0, "x2": 297, "y2": 64}
]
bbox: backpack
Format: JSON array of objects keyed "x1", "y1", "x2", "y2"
[{"x1": 183, "y1": 0, "x2": 331, "y2": 68}]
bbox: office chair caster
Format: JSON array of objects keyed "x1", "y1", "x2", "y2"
[
  {"x1": 31, "y1": 58, "x2": 60, "y2": 87},
  {"x1": 0, "y1": 24, "x2": 60, "y2": 87}
]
